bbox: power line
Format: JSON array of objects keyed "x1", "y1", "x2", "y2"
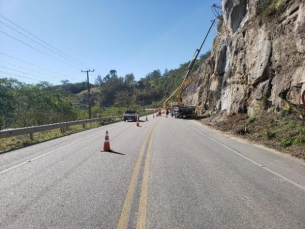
[
  {"x1": 0, "y1": 20, "x2": 86, "y2": 68},
  {"x1": 0, "y1": 14, "x2": 89, "y2": 69},
  {"x1": 0, "y1": 71, "x2": 44, "y2": 82},
  {"x1": 0, "y1": 65, "x2": 63, "y2": 83},
  {"x1": 0, "y1": 52, "x2": 78, "y2": 81},
  {"x1": 1, "y1": 30, "x2": 81, "y2": 70},
  {"x1": 0, "y1": 60, "x2": 69, "y2": 81}
]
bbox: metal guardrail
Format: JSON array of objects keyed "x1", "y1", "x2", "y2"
[{"x1": 0, "y1": 116, "x2": 120, "y2": 139}]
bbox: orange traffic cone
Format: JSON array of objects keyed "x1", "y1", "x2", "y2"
[
  {"x1": 136, "y1": 117, "x2": 140, "y2": 127},
  {"x1": 103, "y1": 130, "x2": 111, "y2": 151}
]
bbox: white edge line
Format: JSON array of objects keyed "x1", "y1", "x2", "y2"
[
  {"x1": 190, "y1": 125, "x2": 305, "y2": 192},
  {"x1": 0, "y1": 124, "x2": 124, "y2": 175}
]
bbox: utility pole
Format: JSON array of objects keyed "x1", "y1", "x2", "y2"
[{"x1": 81, "y1": 69, "x2": 94, "y2": 119}]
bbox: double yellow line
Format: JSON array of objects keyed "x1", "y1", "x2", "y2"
[{"x1": 117, "y1": 120, "x2": 159, "y2": 229}]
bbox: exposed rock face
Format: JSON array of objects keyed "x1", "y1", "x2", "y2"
[{"x1": 185, "y1": 0, "x2": 305, "y2": 117}]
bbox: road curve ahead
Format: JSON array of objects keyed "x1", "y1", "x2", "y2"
[{"x1": 0, "y1": 115, "x2": 305, "y2": 229}]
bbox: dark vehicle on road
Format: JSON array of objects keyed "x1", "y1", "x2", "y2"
[{"x1": 123, "y1": 110, "x2": 137, "y2": 122}]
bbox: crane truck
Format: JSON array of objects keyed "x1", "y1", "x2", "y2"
[{"x1": 163, "y1": 19, "x2": 216, "y2": 118}]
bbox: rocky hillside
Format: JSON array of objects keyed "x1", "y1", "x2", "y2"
[{"x1": 185, "y1": 0, "x2": 305, "y2": 117}]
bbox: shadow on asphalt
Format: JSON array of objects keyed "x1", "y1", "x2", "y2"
[{"x1": 102, "y1": 150, "x2": 125, "y2": 155}]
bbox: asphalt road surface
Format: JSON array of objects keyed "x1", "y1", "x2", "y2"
[{"x1": 1, "y1": 115, "x2": 305, "y2": 229}]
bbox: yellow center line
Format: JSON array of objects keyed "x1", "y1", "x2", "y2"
[
  {"x1": 117, "y1": 120, "x2": 160, "y2": 229},
  {"x1": 136, "y1": 123, "x2": 157, "y2": 229}
]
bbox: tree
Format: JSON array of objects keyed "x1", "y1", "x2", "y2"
[
  {"x1": 96, "y1": 70, "x2": 125, "y2": 107},
  {"x1": 110, "y1": 69, "x2": 117, "y2": 78},
  {"x1": 10, "y1": 81, "x2": 78, "y2": 127},
  {"x1": 95, "y1": 75, "x2": 104, "y2": 87},
  {"x1": 163, "y1": 68, "x2": 169, "y2": 76},
  {"x1": 61, "y1": 79, "x2": 70, "y2": 85},
  {"x1": 114, "y1": 91, "x2": 133, "y2": 107},
  {"x1": 199, "y1": 50, "x2": 211, "y2": 60},
  {"x1": 124, "y1": 73, "x2": 135, "y2": 86},
  {"x1": 0, "y1": 78, "x2": 16, "y2": 129}
]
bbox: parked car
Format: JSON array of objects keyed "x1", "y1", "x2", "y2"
[{"x1": 123, "y1": 110, "x2": 137, "y2": 122}]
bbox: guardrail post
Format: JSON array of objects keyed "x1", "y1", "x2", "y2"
[
  {"x1": 30, "y1": 133, "x2": 34, "y2": 140},
  {"x1": 83, "y1": 123, "x2": 86, "y2": 129}
]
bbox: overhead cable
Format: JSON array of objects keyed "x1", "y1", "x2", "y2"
[
  {"x1": 0, "y1": 70, "x2": 47, "y2": 82},
  {"x1": 0, "y1": 14, "x2": 89, "y2": 69},
  {"x1": 0, "y1": 31, "x2": 81, "y2": 70},
  {"x1": 0, "y1": 59, "x2": 58, "y2": 79},
  {"x1": 0, "y1": 20, "x2": 86, "y2": 68},
  {"x1": 0, "y1": 65, "x2": 64, "y2": 82},
  {"x1": 0, "y1": 52, "x2": 78, "y2": 81}
]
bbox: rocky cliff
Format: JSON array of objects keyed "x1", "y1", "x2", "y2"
[{"x1": 185, "y1": 0, "x2": 305, "y2": 117}]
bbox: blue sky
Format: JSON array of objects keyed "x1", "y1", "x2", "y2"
[{"x1": 0, "y1": 0, "x2": 221, "y2": 85}]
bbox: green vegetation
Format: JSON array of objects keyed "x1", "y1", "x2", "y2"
[
  {"x1": 255, "y1": 113, "x2": 305, "y2": 149},
  {"x1": 281, "y1": 137, "x2": 293, "y2": 147},
  {"x1": 257, "y1": 0, "x2": 273, "y2": 14},
  {"x1": 0, "y1": 79, "x2": 79, "y2": 129},
  {"x1": 0, "y1": 51, "x2": 211, "y2": 131},
  {"x1": 246, "y1": 116, "x2": 259, "y2": 125},
  {"x1": 257, "y1": 0, "x2": 286, "y2": 16},
  {"x1": 0, "y1": 50, "x2": 212, "y2": 152},
  {"x1": 260, "y1": 129, "x2": 276, "y2": 140},
  {"x1": 209, "y1": 111, "x2": 305, "y2": 160}
]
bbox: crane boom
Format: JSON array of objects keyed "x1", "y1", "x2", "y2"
[{"x1": 163, "y1": 19, "x2": 216, "y2": 113}]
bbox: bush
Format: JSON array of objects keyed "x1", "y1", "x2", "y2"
[
  {"x1": 293, "y1": 136, "x2": 305, "y2": 145},
  {"x1": 288, "y1": 121, "x2": 297, "y2": 129},
  {"x1": 246, "y1": 116, "x2": 259, "y2": 125},
  {"x1": 257, "y1": 0, "x2": 285, "y2": 16},
  {"x1": 261, "y1": 129, "x2": 276, "y2": 140},
  {"x1": 281, "y1": 137, "x2": 293, "y2": 147},
  {"x1": 297, "y1": 127, "x2": 305, "y2": 135},
  {"x1": 257, "y1": 0, "x2": 274, "y2": 15}
]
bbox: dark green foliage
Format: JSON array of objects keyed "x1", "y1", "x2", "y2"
[
  {"x1": 261, "y1": 129, "x2": 276, "y2": 140},
  {"x1": 94, "y1": 62, "x2": 191, "y2": 109},
  {"x1": 246, "y1": 116, "x2": 259, "y2": 125},
  {"x1": 0, "y1": 78, "x2": 78, "y2": 129},
  {"x1": 199, "y1": 51, "x2": 211, "y2": 61},
  {"x1": 257, "y1": 0, "x2": 274, "y2": 15},
  {"x1": 281, "y1": 137, "x2": 293, "y2": 147},
  {"x1": 59, "y1": 80, "x2": 87, "y2": 94},
  {"x1": 293, "y1": 136, "x2": 305, "y2": 145},
  {"x1": 0, "y1": 78, "x2": 17, "y2": 129},
  {"x1": 256, "y1": 0, "x2": 286, "y2": 16}
]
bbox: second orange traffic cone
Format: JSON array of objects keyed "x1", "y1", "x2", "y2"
[
  {"x1": 136, "y1": 116, "x2": 140, "y2": 127},
  {"x1": 103, "y1": 130, "x2": 111, "y2": 151}
]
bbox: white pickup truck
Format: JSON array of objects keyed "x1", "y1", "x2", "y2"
[{"x1": 123, "y1": 110, "x2": 137, "y2": 122}]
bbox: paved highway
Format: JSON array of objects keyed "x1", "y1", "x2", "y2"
[{"x1": 1, "y1": 115, "x2": 305, "y2": 228}]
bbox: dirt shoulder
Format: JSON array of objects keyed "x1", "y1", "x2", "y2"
[{"x1": 198, "y1": 112, "x2": 305, "y2": 162}]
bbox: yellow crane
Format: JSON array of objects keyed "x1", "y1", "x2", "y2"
[
  {"x1": 163, "y1": 77, "x2": 195, "y2": 110},
  {"x1": 163, "y1": 19, "x2": 216, "y2": 117}
]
